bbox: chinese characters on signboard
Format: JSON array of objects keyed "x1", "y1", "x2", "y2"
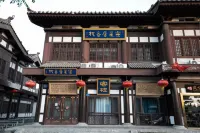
[
  {"x1": 185, "y1": 84, "x2": 200, "y2": 93},
  {"x1": 44, "y1": 68, "x2": 77, "y2": 76},
  {"x1": 97, "y1": 78, "x2": 110, "y2": 95},
  {"x1": 83, "y1": 28, "x2": 127, "y2": 40}
]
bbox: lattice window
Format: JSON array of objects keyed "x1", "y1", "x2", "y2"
[
  {"x1": 130, "y1": 43, "x2": 160, "y2": 61},
  {"x1": 174, "y1": 37, "x2": 200, "y2": 57},
  {"x1": 52, "y1": 43, "x2": 81, "y2": 60},
  {"x1": 89, "y1": 42, "x2": 118, "y2": 62}
]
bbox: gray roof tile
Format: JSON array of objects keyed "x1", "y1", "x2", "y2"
[
  {"x1": 41, "y1": 61, "x2": 81, "y2": 68},
  {"x1": 128, "y1": 61, "x2": 161, "y2": 69}
]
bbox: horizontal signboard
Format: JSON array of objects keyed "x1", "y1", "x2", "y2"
[
  {"x1": 83, "y1": 28, "x2": 127, "y2": 40},
  {"x1": 44, "y1": 68, "x2": 77, "y2": 76}
]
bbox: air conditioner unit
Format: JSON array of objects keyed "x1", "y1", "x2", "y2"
[
  {"x1": 111, "y1": 65, "x2": 117, "y2": 68},
  {"x1": 117, "y1": 63, "x2": 127, "y2": 68},
  {"x1": 189, "y1": 60, "x2": 198, "y2": 64},
  {"x1": 80, "y1": 63, "x2": 87, "y2": 68},
  {"x1": 90, "y1": 63, "x2": 97, "y2": 68}
]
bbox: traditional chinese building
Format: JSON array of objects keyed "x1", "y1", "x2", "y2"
[
  {"x1": 0, "y1": 16, "x2": 40, "y2": 120},
  {"x1": 24, "y1": 0, "x2": 200, "y2": 128}
]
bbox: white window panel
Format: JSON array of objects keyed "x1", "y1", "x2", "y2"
[
  {"x1": 195, "y1": 30, "x2": 200, "y2": 36},
  {"x1": 17, "y1": 66, "x2": 21, "y2": 72},
  {"x1": 130, "y1": 37, "x2": 138, "y2": 42},
  {"x1": 53, "y1": 37, "x2": 62, "y2": 42},
  {"x1": 139, "y1": 37, "x2": 148, "y2": 42},
  {"x1": 126, "y1": 37, "x2": 129, "y2": 42},
  {"x1": 160, "y1": 34, "x2": 164, "y2": 42},
  {"x1": 1, "y1": 40, "x2": 7, "y2": 47},
  {"x1": 150, "y1": 37, "x2": 159, "y2": 42},
  {"x1": 2, "y1": 33, "x2": 8, "y2": 39},
  {"x1": 73, "y1": 37, "x2": 82, "y2": 42},
  {"x1": 39, "y1": 114, "x2": 44, "y2": 122},
  {"x1": 40, "y1": 95, "x2": 46, "y2": 113},
  {"x1": 9, "y1": 62, "x2": 12, "y2": 68},
  {"x1": 8, "y1": 45, "x2": 13, "y2": 51},
  {"x1": 20, "y1": 67, "x2": 23, "y2": 73},
  {"x1": 12, "y1": 63, "x2": 16, "y2": 69},
  {"x1": 63, "y1": 37, "x2": 72, "y2": 42},
  {"x1": 48, "y1": 36, "x2": 52, "y2": 42},
  {"x1": 184, "y1": 30, "x2": 195, "y2": 36},
  {"x1": 173, "y1": 30, "x2": 183, "y2": 36}
]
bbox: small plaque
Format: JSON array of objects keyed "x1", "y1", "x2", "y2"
[
  {"x1": 97, "y1": 78, "x2": 110, "y2": 95},
  {"x1": 49, "y1": 83, "x2": 77, "y2": 95}
]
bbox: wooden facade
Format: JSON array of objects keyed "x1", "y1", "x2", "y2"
[
  {"x1": 0, "y1": 17, "x2": 41, "y2": 120},
  {"x1": 24, "y1": 0, "x2": 200, "y2": 127}
]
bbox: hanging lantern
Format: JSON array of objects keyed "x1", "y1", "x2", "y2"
[
  {"x1": 11, "y1": 89, "x2": 18, "y2": 93},
  {"x1": 157, "y1": 79, "x2": 169, "y2": 93},
  {"x1": 76, "y1": 80, "x2": 85, "y2": 90},
  {"x1": 25, "y1": 80, "x2": 36, "y2": 88},
  {"x1": 122, "y1": 80, "x2": 133, "y2": 91}
]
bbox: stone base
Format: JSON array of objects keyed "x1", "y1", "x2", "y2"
[
  {"x1": 76, "y1": 122, "x2": 88, "y2": 126},
  {"x1": 122, "y1": 123, "x2": 133, "y2": 127},
  {"x1": 173, "y1": 125, "x2": 187, "y2": 130}
]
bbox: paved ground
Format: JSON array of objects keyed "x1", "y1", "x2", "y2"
[{"x1": 4, "y1": 123, "x2": 200, "y2": 133}]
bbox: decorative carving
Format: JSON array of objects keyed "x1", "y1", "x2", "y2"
[
  {"x1": 161, "y1": 64, "x2": 200, "y2": 72},
  {"x1": 0, "y1": 15, "x2": 15, "y2": 24},
  {"x1": 136, "y1": 83, "x2": 163, "y2": 95},
  {"x1": 49, "y1": 83, "x2": 77, "y2": 95}
]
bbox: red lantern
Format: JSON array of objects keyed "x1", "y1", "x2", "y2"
[
  {"x1": 122, "y1": 80, "x2": 133, "y2": 91},
  {"x1": 11, "y1": 89, "x2": 18, "y2": 93},
  {"x1": 157, "y1": 79, "x2": 169, "y2": 93},
  {"x1": 76, "y1": 80, "x2": 85, "y2": 90},
  {"x1": 25, "y1": 80, "x2": 36, "y2": 88}
]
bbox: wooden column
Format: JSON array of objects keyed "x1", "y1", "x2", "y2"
[
  {"x1": 171, "y1": 81, "x2": 184, "y2": 125},
  {"x1": 35, "y1": 84, "x2": 42, "y2": 122},
  {"x1": 122, "y1": 41, "x2": 128, "y2": 63},
  {"x1": 42, "y1": 43, "x2": 53, "y2": 64},
  {"x1": 82, "y1": 41, "x2": 90, "y2": 63},
  {"x1": 123, "y1": 88, "x2": 130, "y2": 123},
  {"x1": 15, "y1": 95, "x2": 21, "y2": 118},
  {"x1": 78, "y1": 86, "x2": 86, "y2": 123},
  {"x1": 6, "y1": 94, "x2": 13, "y2": 119},
  {"x1": 162, "y1": 24, "x2": 173, "y2": 64}
]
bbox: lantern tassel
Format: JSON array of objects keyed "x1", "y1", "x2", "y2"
[
  {"x1": 78, "y1": 87, "x2": 82, "y2": 90},
  {"x1": 126, "y1": 88, "x2": 129, "y2": 91},
  {"x1": 161, "y1": 86, "x2": 164, "y2": 94}
]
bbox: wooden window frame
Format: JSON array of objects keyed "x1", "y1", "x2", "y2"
[
  {"x1": 0, "y1": 58, "x2": 6, "y2": 74},
  {"x1": 130, "y1": 42, "x2": 160, "y2": 61},
  {"x1": 173, "y1": 36, "x2": 200, "y2": 58},
  {"x1": 89, "y1": 41, "x2": 119, "y2": 62},
  {"x1": 52, "y1": 43, "x2": 81, "y2": 61}
]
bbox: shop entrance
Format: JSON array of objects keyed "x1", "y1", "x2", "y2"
[
  {"x1": 44, "y1": 95, "x2": 78, "y2": 125},
  {"x1": 87, "y1": 96, "x2": 119, "y2": 125},
  {"x1": 181, "y1": 93, "x2": 200, "y2": 127}
]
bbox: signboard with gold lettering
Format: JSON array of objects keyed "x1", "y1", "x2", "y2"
[
  {"x1": 83, "y1": 28, "x2": 127, "y2": 40},
  {"x1": 136, "y1": 83, "x2": 163, "y2": 96},
  {"x1": 44, "y1": 68, "x2": 77, "y2": 76},
  {"x1": 185, "y1": 84, "x2": 200, "y2": 93},
  {"x1": 49, "y1": 83, "x2": 77, "y2": 95},
  {"x1": 97, "y1": 78, "x2": 110, "y2": 95}
]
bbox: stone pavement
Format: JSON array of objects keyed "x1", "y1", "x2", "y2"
[{"x1": 4, "y1": 123, "x2": 200, "y2": 133}]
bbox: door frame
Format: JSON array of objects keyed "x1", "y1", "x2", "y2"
[
  {"x1": 86, "y1": 95, "x2": 120, "y2": 125},
  {"x1": 44, "y1": 95, "x2": 79, "y2": 125}
]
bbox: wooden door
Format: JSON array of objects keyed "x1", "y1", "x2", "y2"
[{"x1": 44, "y1": 96, "x2": 78, "y2": 125}]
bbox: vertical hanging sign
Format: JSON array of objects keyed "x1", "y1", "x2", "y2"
[{"x1": 97, "y1": 78, "x2": 110, "y2": 95}]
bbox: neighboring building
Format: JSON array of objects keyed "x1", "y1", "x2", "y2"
[
  {"x1": 0, "y1": 16, "x2": 39, "y2": 119},
  {"x1": 24, "y1": 0, "x2": 200, "y2": 128}
]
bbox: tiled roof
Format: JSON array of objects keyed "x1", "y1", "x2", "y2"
[
  {"x1": 128, "y1": 62, "x2": 161, "y2": 69},
  {"x1": 27, "y1": 10, "x2": 152, "y2": 15},
  {"x1": 40, "y1": 61, "x2": 81, "y2": 68}
]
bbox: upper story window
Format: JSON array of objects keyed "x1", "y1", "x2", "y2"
[
  {"x1": 127, "y1": 36, "x2": 160, "y2": 61},
  {"x1": 0, "y1": 58, "x2": 6, "y2": 74},
  {"x1": 0, "y1": 39, "x2": 7, "y2": 47},
  {"x1": 16, "y1": 66, "x2": 23, "y2": 84},
  {"x1": 8, "y1": 61, "x2": 16, "y2": 82},
  {"x1": 8, "y1": 44, "x2": 13, "y2": 52},
  {"x1": 172, "y1": 30, "x2": 200, "y2": 57},
  {"x1": 89, "y1": 41, "x2": 118, "y2": 62},
  {"x1": 51, "y1": 36, "x2": 82, "y2": 61}
]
